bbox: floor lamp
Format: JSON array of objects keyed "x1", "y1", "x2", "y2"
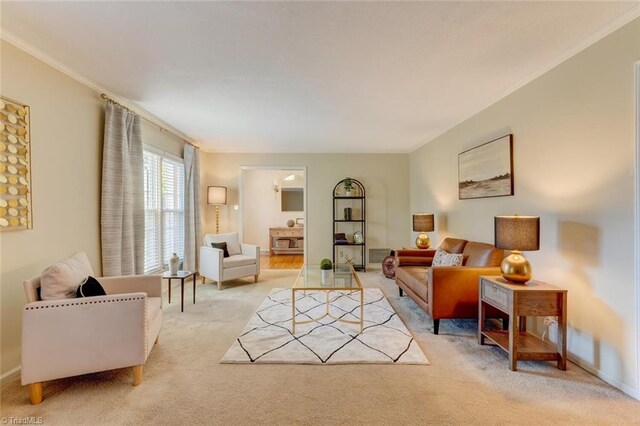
[{"x1": 207, "y1": 186, "x2": 227, "y2": 234}]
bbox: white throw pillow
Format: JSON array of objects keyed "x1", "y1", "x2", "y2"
[
  {"x1": 431, "y1": 249, "x2": 463, "y2": 267},
  {"x1": 40, "y1": 252, "x2": 94, "y2": 300},
  {"x1": 205, "y1": 232, "x2": 241, "y2": 255}
]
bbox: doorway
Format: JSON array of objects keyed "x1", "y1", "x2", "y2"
[{"x1": 239, "y1": 166, "x2": 307, "y2": 270}]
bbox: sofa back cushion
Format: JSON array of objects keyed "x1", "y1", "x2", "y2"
[
  {"x1": 204, "y1": 232, "x2": 241, "y2": 255},
  {"x1": 439, "y1": 238, "x2": 468, "y2": 254},
  {"x1": 462, "y1": 242, "x2": 504, "y2": 267},
  {"x1": 40, "y1": 252, "x2": 94, "y2": 300}
]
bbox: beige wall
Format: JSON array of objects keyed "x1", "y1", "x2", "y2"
[
  {"x1": 200, "y1": 153, "x2": 410, "y2": 265},
  {"x1": 0, "y1": 41, "x2": 103, "y2": 375},
  {"x1": 410, "y1": 18, "x2": 640, "y2": 394}
]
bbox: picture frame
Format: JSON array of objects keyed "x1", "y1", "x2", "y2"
[
  {"x1": 458, "y1": 134, "x2": 514, "y2": 200},
  {"x1": 0, "y1": 95, "x2": 32, "y2": 231}
]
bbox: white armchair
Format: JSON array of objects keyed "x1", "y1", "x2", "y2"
[
  {"x1": 22, "y1": 267, "x2": 162, "y2": 404},
  {"x1": 200, "y1": 232, "x2": 260, "y2": 290}
]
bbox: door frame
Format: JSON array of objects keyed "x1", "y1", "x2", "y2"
[{"x1": 238, "y1": 165, "x2": 308, "y2": 266}]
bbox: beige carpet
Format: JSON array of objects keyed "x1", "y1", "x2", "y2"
[{"x1": 1, "y1": 269, "x2": 638, "y2": 425}]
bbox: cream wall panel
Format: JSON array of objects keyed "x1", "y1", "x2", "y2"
[
  {"x1": 200, "y1": 153, "x2": 410, "y2": 264},
  {"x1": 409, "y1": 18, "x2": 640, "y2": 395},
  {"x1": 0, "y1": 41, "x2": 103, "y2": 375}
]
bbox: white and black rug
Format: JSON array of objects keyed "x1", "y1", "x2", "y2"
[{"x1": 221, "y1": 288, "x2": 429, "y2": 365}]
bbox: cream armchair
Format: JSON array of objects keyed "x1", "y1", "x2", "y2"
[
  {"x1": 22, "y1": 273, "x2": 162, "y2": 404},
  {"x1": 200, "y1": 232, "x2": 260, "y2": 289}
]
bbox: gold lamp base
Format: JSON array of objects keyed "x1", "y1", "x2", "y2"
[
  {"x1": 500, "y1": 250, "x2": 532, "y2": 284},
  {"x1": 415, "y1": 233, "x2": 430, "y2": 249}
]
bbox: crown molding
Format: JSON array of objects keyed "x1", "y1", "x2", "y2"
[
  {"x1": 409, "y1": 4, "x2": 640, "y2": 153},
  {"x1": 0, "y1": 28, "x2": 198, "y2": 146}
]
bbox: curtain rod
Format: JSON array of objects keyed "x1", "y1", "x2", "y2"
[{"x1": 100, "y1": 93, "x2": 198, "y2": 149}]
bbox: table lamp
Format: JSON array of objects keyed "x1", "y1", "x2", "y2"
[
  {"x1": 208, "y1": 186, "x2": 227, "y2": 234},
  {"x1": 494, "y1": 215, "x2": 540, "y2": 283},
  {"x1": 413, "y1": 213, "x2": 434, "y2": 249}
]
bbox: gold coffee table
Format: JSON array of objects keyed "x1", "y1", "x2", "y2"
[{"x1": 292, "y1": 264, "x2": 364, "y2": 334}]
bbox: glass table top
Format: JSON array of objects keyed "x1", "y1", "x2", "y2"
[{"x1": 293, "y1": 264, "x2": 362, "y2": 289}]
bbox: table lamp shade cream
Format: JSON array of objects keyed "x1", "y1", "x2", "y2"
[
  {"x1": 412, "y1": 213, "x2": 434, "y2": 249},
  {"x1": 494, "y1": 216, "x2": 540, "y2": 283},
  {"x1": 207, "y1": 186, "x2": 227, "y2": 234},
  {"x1": 207, "y1": 186, "x2": 227, "y2": 205}
]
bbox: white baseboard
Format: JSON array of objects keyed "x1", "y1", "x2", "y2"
[
  {"x1": 569, "y1": 355, "x2": 639, "y2": 400},
  {"x1": 0, "y1": 365, "x2": 21, "y2": 383}
]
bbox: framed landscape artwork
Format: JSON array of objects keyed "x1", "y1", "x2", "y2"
[{"x1": 458, "y1": 134, "x2": 513, "y2": 200}]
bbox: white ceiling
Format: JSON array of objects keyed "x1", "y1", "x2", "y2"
[{"x1": 2, "y1": 1, "x2": 639, "y2": 153}]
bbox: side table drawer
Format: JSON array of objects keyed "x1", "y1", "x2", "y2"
[{"x1": 481, "y1": 278, "x2": 508, "y2": 311}]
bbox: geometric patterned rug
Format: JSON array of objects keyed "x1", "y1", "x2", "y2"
[{"x1": 221, "y1": 288, "x2": 429, "y2": 365}]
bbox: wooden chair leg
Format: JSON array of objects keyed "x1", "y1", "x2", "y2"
[
  {"x1": 29, "y1": 382, "x2": 43, "y2": 405},
  {"x1": 254, "y1": 274, "x2": 259, "y2": 283},
  {"x1": 132, "y1": 365, "x2": 143, "y2": 386}
]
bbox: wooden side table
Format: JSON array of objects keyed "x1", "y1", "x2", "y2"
[
  {"x1": 478, "y1": 275, "x2": 568, "y2": 371},
  {"x1": 162, "y1": 270, "x2": 197, "y2": 312}
]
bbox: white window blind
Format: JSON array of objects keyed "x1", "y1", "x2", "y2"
[{"x1": 143, "y1": 149, "x2": 185, "y2": 274}]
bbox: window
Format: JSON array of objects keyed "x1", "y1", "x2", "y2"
[{"x1": 143, "y1": 148, "x2": 185, "y2": 274}]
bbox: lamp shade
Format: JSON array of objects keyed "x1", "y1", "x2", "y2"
[
  {"x1": 413, "y1": 214, "x2": 434, "y2": 233},
  {"x1": 494, "y1": 216, "x2": 540, "y2": 251},
  {"x1": 207, "y1": 186, "x2": 227, "y2": 205}
]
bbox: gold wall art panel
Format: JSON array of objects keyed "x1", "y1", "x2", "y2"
[{"x1": 0, "y1": 96, "x2": 32, "y2": 231}]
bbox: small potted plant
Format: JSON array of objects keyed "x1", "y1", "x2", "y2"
[
  {"x1": 343, "y1": 177, "x2": 354, "y2": 197},
  {"x1": 320, "y1": 258, "x2": 333, "y2": 286}
]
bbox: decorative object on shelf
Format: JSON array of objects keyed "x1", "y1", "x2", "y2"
[
  {"x1": 334, "y1": 232, "x2": 348, "y2": 244},
  {"x1": 353, "y1": 231, "x2": 364, "y2": 244},
  {"x1": 494, "y1": 215, "x2": 540, "y2": 283},
  {"x1": 0, "y1": 96, "x2": 32, "y2": 231},
  {"x1": 169, "y1": 253, "x2": 180, "y2": 275},
  {"x1": 296, "y1": 217, "x2": 304, "y2": 227},
  {"x1": 344, "y1": 207, "x2": 352, "y2": 220},
  {"x1": 343, "y1": 254, "x2": 355, "y2": 265},
  {"x1": 412, "y1": 213, "x2": 434, "y2": 249},
  {"x1": 287, "y1": 219, "x2": 295, "y2": 227},
  {"x1": 459, "y1": 134, "x2": 513, "y2": 200},
  {"x1": 320, "y1": 258, "x2": 333, "y2": 286},
  {"x1": 343, "y1": 177, "x2": 354, "y2": 196},
  {"x1": 207, "y1": 186, "x2": 227, "y2": 234}
]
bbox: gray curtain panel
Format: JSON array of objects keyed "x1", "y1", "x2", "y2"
[
  {"x1": 183, "y1": 144, "x2": 201, "y2": 271},
  {"x1": 101, "y1": 102, "x2": 145, "y2": 276}
]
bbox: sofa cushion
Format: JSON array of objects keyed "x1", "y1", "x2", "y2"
[
  {"x1": 223, "y1": 254, "x2": 256, "y2": 268},
  {"x1": 396, "y1": 266, "x2": 428, "y2": 301},
  {"x1": 439, "y1": 238, "x2": 468, "y2": 254},
  {"x1": 76, "y1": 276, "x2": 107, "y2": 298},
  {"x1": 463, "y1": 242, "x2": 504, "y2": 267},
  {"x1": 211, "y1": 242, "x2": 230, "y2": 258},
  {"x1": 41, "y1": 252, "x2": 94, "y2": 300},
  {"x1": 432, "y1": 249, "x2": 463, "y2": 267},
  {"x1": 205, "y1": 232, "x2": 241, "y2": 255}
]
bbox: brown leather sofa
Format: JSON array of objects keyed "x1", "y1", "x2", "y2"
[{"x1": 395, "y1": 238, "x2": 505, "y2": 334}]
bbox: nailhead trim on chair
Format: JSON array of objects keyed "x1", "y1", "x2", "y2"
[{"x1": 24, "y1": 296, "x2": 146, "y2": 310}]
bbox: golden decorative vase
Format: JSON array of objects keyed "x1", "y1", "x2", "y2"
[
  {"x1": 415, "y1": 233, "x2": 430, "y2": 249},
  {"x1": 500, "y1": 250, "x2": 532, "y2": 283}
]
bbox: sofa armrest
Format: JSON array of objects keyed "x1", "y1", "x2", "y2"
[
  {"x1": 100, "y1": 275, "x2": 162, "y2": 298},
  {"x1": 240, "y1": 243, "x2": 259, "y2": 259},
  {"x1": 396, "y1": 249, "x2": 436, "y2": 267},
  {"x1": 200, "y1": 246, "x2": 224, "y2": 280},
  {"x1": 426, "y1": 266, "x2": 501, "y2": 319},
  {"x1": 21, "y1": 293, "x2": 148, "y2": 385}
]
